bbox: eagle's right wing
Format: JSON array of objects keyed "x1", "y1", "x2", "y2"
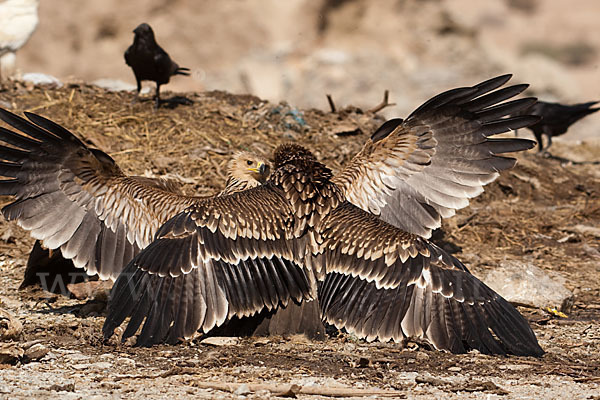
[{"x1": 0, "y1": 109, "x2": 196, "y2": 280}]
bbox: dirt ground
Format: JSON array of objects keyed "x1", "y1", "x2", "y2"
[{"x1": 0, "y1": 83, "x2": 599, "y2": 399}]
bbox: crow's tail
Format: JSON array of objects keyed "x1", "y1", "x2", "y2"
[{"x1": 174, "y1": 67, "x2": 191, "y2": 76}]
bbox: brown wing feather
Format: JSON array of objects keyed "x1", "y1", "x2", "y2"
[
  {"x1": 333, "y1": 75, "x2": 538, "y2": 238},
  {"x1": 315, "y1": 202, "x2": 543, "y2": 356},
  {"x1": 0, "y1": 109, "x2": 198, "y2": 280},
  {"x1": 103, "y1": 184, "x2": 314, "y2": 346}
]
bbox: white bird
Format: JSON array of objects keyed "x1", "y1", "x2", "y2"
[{"x1": 0, "y1": 0, "x2": 39, "y2": 81}]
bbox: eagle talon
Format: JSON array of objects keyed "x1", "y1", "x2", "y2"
[{"x1": 545, "y1": 307, "x2": 568, "y2": 318}]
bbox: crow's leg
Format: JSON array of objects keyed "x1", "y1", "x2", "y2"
[
  {"x1": 131, "y1": 79, "x2": 142, "y2": 104},
  {"x1": 154, "y1": 84, "x2": 161, "y2": 109},
  {"x1": 534, "y1": 132, "x2": 544, "y2": 152},
  {"x1": 546, "y1": 135, "x2": 553, "y2": 150}
]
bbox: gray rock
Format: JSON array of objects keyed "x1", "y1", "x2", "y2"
[
  {"x1": 71, "y1": 363, "x2": 92, "y2": 370},
  {"x1": 24, "y1": 343, "x2": 49, "y2": 362},
  {"x1": 0, "y1": 342, "x2": 23, "y2": 365},
  {"x1": 92, "y1": 78, "x2": 149, "y2": 93},
  {"x1": 201, "y1": 336, "x2": 240, "y2": 346},
  {"x1": 89, "y1": 362, "x2": 113, "y2": 370},
  {"x1": 233, "y1": 383, "x2": 251, "y2": 395},
  {"x1": 47, "y1": 383, "x2": 75, "y2": 392},
  {"x1": 66, "y1": 352, "x2": 90, "y2": 362},
  {"x1": 21, "y1": 73, "x2": 63, "y2": 87},
  {"x1": 482, "y1": 262, "x2": 574, "y2": 312},
  {"x1": 116, "y1": 357, "x2": 136, "y2": 368}
]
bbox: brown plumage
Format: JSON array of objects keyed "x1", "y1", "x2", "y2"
[
  {"x1": 335, "y1": 74, "x2": 537, "y2": 238},
  {"x1": 0, "y1": 108, "x2": 270, "y2": 284},
  {"x1": 102, "y1": 77, "x2": 543, "y2": 356}
]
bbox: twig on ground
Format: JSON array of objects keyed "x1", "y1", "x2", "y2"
[
  {"x1": 368, "y1": 90, "x2": 395, "y2": 114},
  {"x1": 191, "y1": 381, "x2": 405, "y2": 398},
  {"x1": 114, "y1": 367, "x2": 404, "y2": 397},
  {"x1": 326, "y1": 94, "x2": 336, "y2": 113}
]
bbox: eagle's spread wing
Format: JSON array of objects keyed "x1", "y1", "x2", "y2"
[
  {"x1": 316, "y1": 202, "x2": 543, "y2": 356},
  {"x1": 0, "y1": 109, "x2": 196, "y2": 280},
  {"x1": 102, "y1": 184, "x2": 313, "y2": 346},
  {"x1": 333, "y1": 75, "x2": 537, "y2": 238}
]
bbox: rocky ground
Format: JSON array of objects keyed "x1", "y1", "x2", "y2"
[{"x1": 0, "y1": 83, "x2": 599, "y2": 399}]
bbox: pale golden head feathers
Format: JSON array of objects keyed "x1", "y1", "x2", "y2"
[{"x1": 228, "y1": 151, "x2": 271, "y2": 184}]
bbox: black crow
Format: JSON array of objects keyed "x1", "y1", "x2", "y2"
[
  {"x1": 124, "y1": 23, "x2": 190, "y2": 108},
  {"x1": 520, "y1": 100, "x2": 599, "y2": 151}
]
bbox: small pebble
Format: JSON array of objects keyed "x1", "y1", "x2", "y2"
[
  {"x1": 66, "y1": 353, "x2": 90, "y2": 361},
  {"x1": 24, "y1": 343, "x2": 49, "y2": 361},
  {"x1": 234, "y1": 383, "x2": 251, "y2": 395},
  {"x1": 201, "y1": 337, "x2": 240, "y2": 346},
  {"x1": 71, "y1": 363, "x2": 91, "y2": 370},
  {"x1": 116, "y1": 357, "x2": 136, "y2": 368},
  {"x1": 90, "y1": 362, "x2": 113, "y2": 370}
]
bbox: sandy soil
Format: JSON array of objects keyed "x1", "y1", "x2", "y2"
[{"x1": 0, "y1": 83, "x2": 599, "y2": 399}]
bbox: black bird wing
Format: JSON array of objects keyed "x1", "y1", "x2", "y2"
[
  {"x1": 333, "y1": 75, "x2": 537, "y2": 238},
  {"x1": 0, "y1": 109, "x2": 196, "y2": 280},
  {"x1": 154, "y1": 50, "x2": 177, "y2": 83},
  {"x1": 156, "y1": 52, "x2": 190, "y2": 79},
  {"x1": 103, "y1": 184, "x2": 313, "y2": 346},
  {"x1": 124, "y1": 45, "x2": 134, "y2": 67},
  {"x1": 315, "y1": 202, "x2": 543, "y2": 356}
]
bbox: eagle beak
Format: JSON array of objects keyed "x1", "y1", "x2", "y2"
[
  {"x1": 257, "y1": 162, "x2": 266, "y2": 175},
  {"x1": 248, "y1": 162, "x2": 266, "y2": 174}
]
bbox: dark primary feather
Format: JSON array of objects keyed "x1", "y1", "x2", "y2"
[
  {"x1": 124, "y1": 23, "x2": 190, "y2": 104},
  {"x1": 517, "y1": 100, "x2": 599, "y2": 151}
]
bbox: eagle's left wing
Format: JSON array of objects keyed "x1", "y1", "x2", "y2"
[
  {"x1": 103, "y1": 184, "x2": 314, "y2": 346},
  {"x1": 333, "y1": 75, "x2": 537, "y2": 238}
]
